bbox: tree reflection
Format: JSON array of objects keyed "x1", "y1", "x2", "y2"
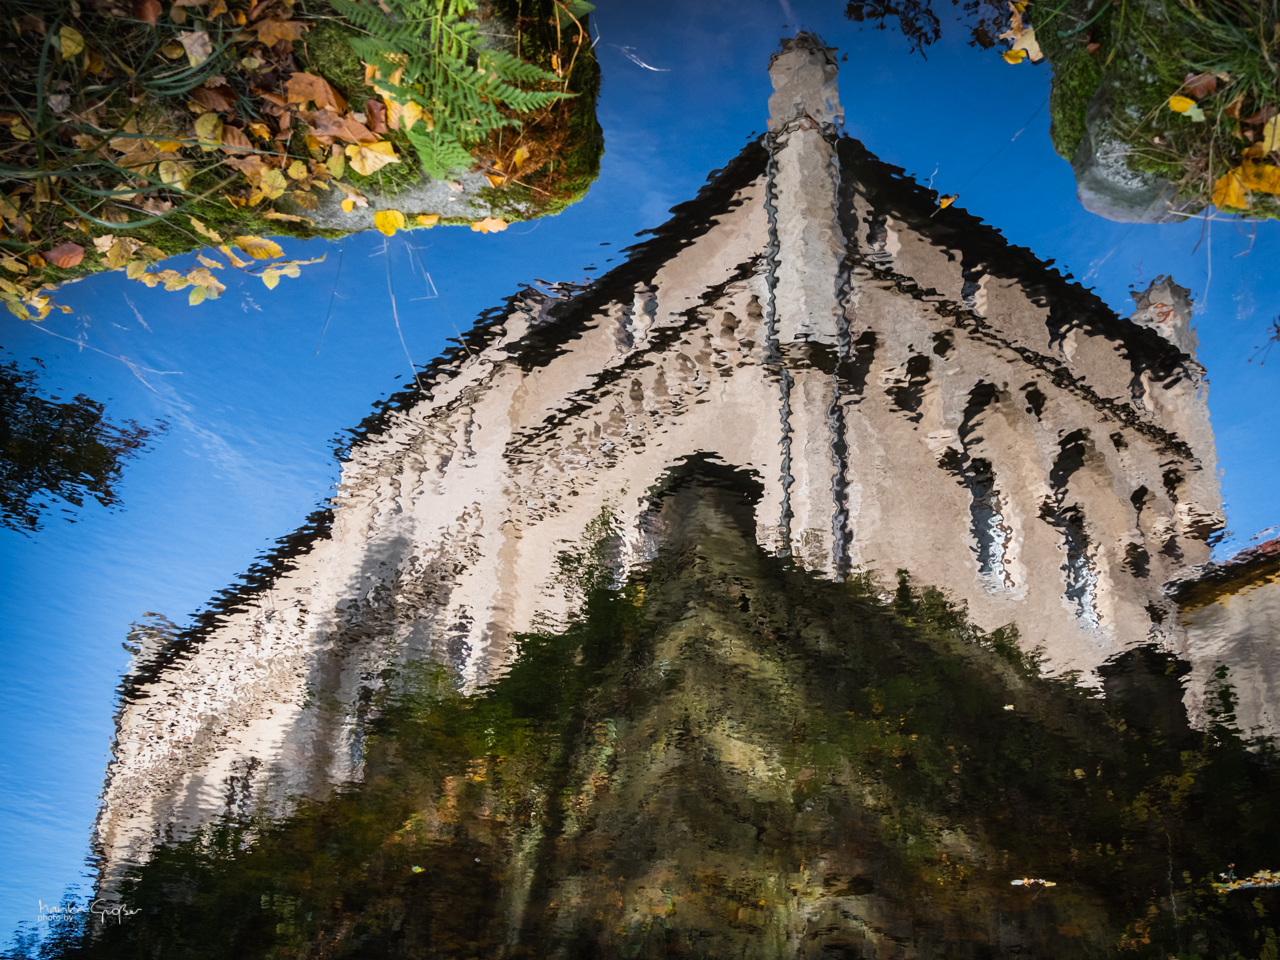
[{"x1": 0, "y1": 357, "x2": 165, "y2": 533}]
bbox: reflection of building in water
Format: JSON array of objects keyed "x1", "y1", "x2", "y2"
[
  {"x1": 95, "y1": 35, "x2": 1272, "y2": 898},
  {"x1": 1169, "y1": 537, "x2": 1280, "y2": 739}
]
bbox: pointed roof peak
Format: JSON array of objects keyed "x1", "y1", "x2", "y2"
[{"x1": 768, "y1": 32, "x2": 843, "y2": 131}]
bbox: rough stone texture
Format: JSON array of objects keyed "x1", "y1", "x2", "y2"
[
  {"x1": 1070, "y1": 90, "x2": 1185, "y2": 224},
  {"x1": 95, "y1": 36, "x2": 1234, "y2": 896}
]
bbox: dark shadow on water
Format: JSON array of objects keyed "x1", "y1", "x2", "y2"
[{"x1": 22, "y1": 461, "x2": 1280, "y2": 959}]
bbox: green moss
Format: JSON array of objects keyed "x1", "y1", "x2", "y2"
[{"x1": 1046, "y1": 44, "x2": 1103, "y2": 160}]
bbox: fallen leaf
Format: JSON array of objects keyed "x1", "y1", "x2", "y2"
[
  {"x1": 345, "y1": 140, "x2": 400, "y2": 175},
  {"x1": 178, "y1": 30, "x2": 212, "y2": 67},
  {"x1": 220, "y1": 125, "x2": 252, "y2": 152},
  {"x1": 302, "y1": 109, "x2": 376, "y2": 144},
  {"x1": 1225, "y1": 95, "x2": 1246, "y2": 120},
  {"x1": 374, "y1": 209, "x2": 407, "y2": 236},
  {"x1": 326, "y1": 152, "x2": 345, "y2": 178},
  {"x1": 126, "y1": 260, "x2": 149, "y2": 280},
  {"x1": 106, "y1": 237, "x2": 142, "y2": 269},
  {"x1": 59, "y1": 26, "x2": 85, "y2": 59},
  {"x1": 0, "y1": 256, "x2": 28, "y2": 275},
  {"x1": 140, "y1": 197, "x2": 173, "y2": 215},
  {"x1": 133, "y1": 0, "x2": 162, "y2": 24},
  {"x1": 1168, "y1": 95, "x2": 1196, "y2": 114},
  {"x1": 937, "y1": 194, "x2": 958, "y2": 209},
  {"x1": 194, "y1": 111, "x2": 223, "y2": 149},
  {"x1": 1239, "y1": 162, "x2": 1280, "y2": 194},
  {"x1": 416, "y1": 214, "x2": 439, "y2": 227},
  {"x1": 191, "y1": 85, "x2": 237, "y2": 112},
  {"x1": 285, "y1": 72, "x2": 347, "y2": 112},
  {"x1": 287, "y1": 159, "x2": 308, "y2": 180},
  {"x1": 189, "y1": 284, "x2": 208, "y2": 305},
  {"x1": 92, "y1": 234, "x2": 116, "y2": 254},
  {"x1": 247, "y1": 121, "x2": 272, "y2": 140},
  {"x1": 234, "y1": 235, "x2": 284, "y2": 259},
  {"x1": 470, "y1": 217, "x2": 508, "y2": 234},
  {"x1": 366, "y1": 99, "x2": 389, "y2": 133},
  {"x1": 1212, "y1": 169, "x2": 1247, "y2": 210},
  {"x1": 27, "y1": 254, "x2": 46, "y2": 270},
  {"x1": 341, "y1": 199, "x2": 355, "y2": 213},
  {"x1": 196, "y1": 253, "x2": 224, "y2": 270},
  {"x1": 293, "y1": 189, "x2": 319, "y2": 210},
  {"x1": 1183, "y1": 72, "x2": 1217, "y2": 99},
  {"x1": 255, "y1": 18, "x2": 307, "y2": 47},
  {"x1": 217, "y1": 244, "x2": 251, "y2": 268},
  {"x1": 260, "y1": 168, "x2": 288, "y2": 200},
  {"x1": 45, "y1": 242, "x2": 85, "y2": 268},
  {"x1": 189, "y1": 216, "x2": 224, "y2": 243},
  {"x1": 263, "y1": 210, "x2": 314, "y2": 224},
  {"x1": 158, "y1": 159, "x2": 193, "y2": 188},
  {"x1": 1001, "y1": 49, "x2": 1026, "y2": 64},
  {"x1": 512, "y1": 144, "x2": 531, "y2": 173},
  {"x1": 1261, "y1": 116, "x2": 1280, "y2": 154}
]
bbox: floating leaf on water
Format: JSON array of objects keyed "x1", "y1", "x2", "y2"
[
  {"x1": 471, "y1": 217, "x2": 509, "y2": 234},
  {"x1": 417, "y1": 214, "x2": 440, "y2": 227},
  {"x1": 1001, "y1": 49, "x2": 1027, "y2": 64}
]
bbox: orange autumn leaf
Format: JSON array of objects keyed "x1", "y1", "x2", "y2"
[
  {"x1": 1238, "y1": 162, "x2": 1280, "y2": 194},
  {"x1": 470, "y1": 217, "x2": 508, "y2": 234},
  {"x1": 302, "y1": 109, "x2": 377, "y2": 144},
  {"x1": 1212, "y1": 169, "x2": 1248, "y2": 210},
  {"x1": 255, "y1": 18, "x2": 307, "y2": 47},
  {"x1": 45, "y1": 242, "x2": 84, "y2": 268},
  {"x1": 285, "y1": 72, "x2": 347, "y2": 112}
]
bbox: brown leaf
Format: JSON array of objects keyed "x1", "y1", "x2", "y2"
[
  {"x1": 365, "y1": 99, "x2": 389, "y2": 133},
  {"x1": 1183, "y1": 72, "x2": 1217, "y2": 99},
  {"x1": 133, "y1": 0, "x2": 161, "y2": 24},
  {"x1": 301, "y1": 109, "x2": 376, "y2": 144},
  {"x1": 255, "y1": 18, "x2": 307, "y2": 47},
  {"x1": 285, "y1": 72, "x2": 347, "y2": 112},
  {"x1": 1225, "y1": 95, "x2": 1246, "y2": 120},
  {"x1": 46, "y1": 242, "x2": 84, "y2": 268},
  {"x1": 220, "y1": 125, "x2": 252, "y2": 152},
  {"x1": 293, "y1": 189, "x2": 319, "y2": 210},
  {"x1": 190, "y1": 85, "x2": 237, "y2": 112},
  {"x1": 1242, "y1": 105, "x2": 1278, "y2": 126},
  {"x1": 224, "y1": 154, "x2": 270, "y2": 180}
]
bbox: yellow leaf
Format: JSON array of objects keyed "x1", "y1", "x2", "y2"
[
  {"x1": 1238, "y1": 162, "x2": 1280, "y2": 194},
  {"x1": 177, "y1": 29, "x2": 213, "y2": 68},
  {"x1": 345, "y1": 141, "x2": 401, "y2": 176},
  {"x1": 938, "y1": 194, "x2": 957, "y2": 209},
  {"x1": 261, "y1": 267, "x2": 281, "y2": 290},
  {"x1": 512, "y1": 145, "x2": 531, "y2": 173},
  {"x1": 158, "y1": 159, "x2": 192, "y2": 189},
  {"x1": 126, "y1": 260, "x2": 148, "y2": 280},
  {"x1": 287, "y1": 159, "x2": 308, "y2": 180},
  {"x1": 194, "y1": 112, "x2": 223, "y2": 150},
  {"x1": 470, "y1": 217, "x2": 508, "y2": 234},
  {"x1": 1212, "y1": 169, "x2": 1248, "y2": 210},
  {"x1": 417, "y1": 214, "x2": 440, "y2": 227},
  {"x1": 1168, "y1": 95, "x2": 1196, "y2": 114},
  {"x1": 59, "y1": 26, "x2": 85, "y2": 59},
  {"x1": 1261, "y1": 116, "x2": 1280, "y2": 154},
  {"x1": 263, "y1": 210, "x2": 314, "y2": 224},
  {"x1": 374, "y1": 209, "x2": 407, "y2": 236},
  {"x1": 197, "y1": 253, "x2": 224, "y2": 270},
  {"x1": 234, "y1": 235, "x2": 284, "y2": 260},
  {"x1": 218, "y1": 243, "x2": 251, "y2": 268},
  {"x1": 341, "y1": 198, "x2": 355, "y2": 213},
  {"x1": 260, "y1": 168, "x2": 288, "y2": 200},
  {"x1": 1001, "y1": 49, "x2": 1027, "y2": 64},
  {"x1": 106, "y1": 238, "x2": 141, "y2": 270},
  {"x1": 326, "y1": 153, "x2": 345, "y2": 178},
  {"x1": 6, "y1": 300, "x2": 31, "y2": 320},
  {"x1": 189, "y1": 284, "x2": 208, "y2": 305},
  {"x1": 189, "y1": 216, "x2": 224, "y2": 244}
]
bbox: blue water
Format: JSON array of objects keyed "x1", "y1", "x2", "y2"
[{"x1": 3, "y1": 0, "x2": 1279, "y2": 942}]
